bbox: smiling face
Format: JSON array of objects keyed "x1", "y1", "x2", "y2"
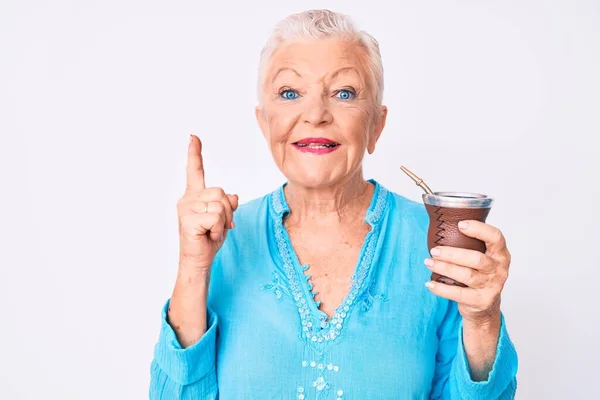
[{"x1": 256, "y1": 38, "x2": 387, "y2": 189}]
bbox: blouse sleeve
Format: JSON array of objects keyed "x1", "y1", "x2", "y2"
[
  {"x1": 430, "y1": 301, "x2": 518, "y2": 399},
  {"x1": 149, "y1": 299, "x2": 218, "y2": 399}
]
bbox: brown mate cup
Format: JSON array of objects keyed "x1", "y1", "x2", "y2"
[{"x1": 422, "y1": 192, "x2": 494, "y2": 287}]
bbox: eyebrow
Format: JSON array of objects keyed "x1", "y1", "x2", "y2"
[
  {"x1": 330, "y1": 66, "x2": 361, "y2": 80},
  {"x1": 270, "y1": 66, "x2": 362, "y2": 84},
  {"x1": 271, "y1": 68, "x2": 302, "y2": 83}
]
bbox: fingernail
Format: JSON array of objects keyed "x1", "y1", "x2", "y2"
[
  {"x1": 431, "y1": 248, "x2": 441, "y2": 256},
  {"x1": 218, "y1": 235, "x2": 223, "y2": 242},
  {"x1": 458, "y1": 221, "x2": 469, "y2": 230},
  {"x1": 425, "y1": 282, "x2": 435, "y2": 289},
  {"x1": 231, "y1": 221, "x2": 236, "y2": 229},
  {"x1": 424, "y1": 258, "x2": 434, "y2": 267}
]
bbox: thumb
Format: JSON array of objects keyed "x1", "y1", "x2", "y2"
[{"x1": 227, "y1": 194, "x2": 239, "y2": 211}]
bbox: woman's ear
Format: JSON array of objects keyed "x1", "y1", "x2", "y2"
[
  {"x1": 255, "y1": 105, "x2": 268, "y2": 140},
  {"x1": 367, "y1": 105, "x2": 388, "y2": 154}
]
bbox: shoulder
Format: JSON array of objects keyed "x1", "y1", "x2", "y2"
[
  {"x1": 384, "y1": 186, "x2": 429, "y2": 234},
  {"x1": 226, "y1": 191, "x2": 272, "y2": 242},
  {"x1": 211, "y1": 190, "x2": 273, "y2": 269},
  {"x1": 233, "y1": 193, "x2": 270, "y2": 224}
]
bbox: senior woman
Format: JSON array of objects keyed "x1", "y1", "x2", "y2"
[{"x1": 150, "y1": 9, "x2": 518, "y2": 399}]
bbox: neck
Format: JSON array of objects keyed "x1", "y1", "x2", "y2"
[{"x1": 283, "y1": 171, "x2": 373, "y2": 225}]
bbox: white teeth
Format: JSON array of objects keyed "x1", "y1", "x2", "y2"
[{"x1": 296, "y1": 143, "x2": 338, "y2": 148}]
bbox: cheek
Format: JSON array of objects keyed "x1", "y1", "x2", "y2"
[
  {"x1": 267, "y1": 106, "x2": 300, "y2": 143},
  {"x1": 336, "y1": 105, "x2": 373, "y2": 145}
]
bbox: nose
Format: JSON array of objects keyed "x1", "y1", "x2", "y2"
[{"x1": 303, "y1": 95, "x2": 333, "y2": 127}]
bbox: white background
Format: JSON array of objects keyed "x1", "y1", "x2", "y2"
[{"x1": 1, "y1": 0, "x2": 599, "y2": 399}]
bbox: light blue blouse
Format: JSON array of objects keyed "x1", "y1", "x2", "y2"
[{"x1": 150, "y1": 180, "x2": 518, "y2": 399}]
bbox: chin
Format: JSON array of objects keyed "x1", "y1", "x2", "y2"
[{"x1": 285, "y1": 167, "x2": 343, "y2": 189}]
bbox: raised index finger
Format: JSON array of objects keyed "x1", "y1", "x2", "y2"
[{"x1": 186, "y1": 134, "x2": 205, "y2": 190}]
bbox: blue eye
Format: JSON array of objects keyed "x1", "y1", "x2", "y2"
[
  {"x1": 280, "y1": 89, "x2": 300, "y2": 100},
  {"x1": 336, "y1": 89, "x2": 355, "y2": 100}
]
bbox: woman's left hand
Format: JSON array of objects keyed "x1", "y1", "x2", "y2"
[{"x1": 424, "y1": 220, "x2": 511, "y2": 325}]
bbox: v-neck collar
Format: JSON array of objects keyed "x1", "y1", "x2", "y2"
[{"x1": 269, "y1": 179, "x2": 390, "y2": 351}]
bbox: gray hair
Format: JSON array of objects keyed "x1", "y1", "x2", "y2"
[{"x1": 257, "y1": 9, "x2": 384, "y2": 109}]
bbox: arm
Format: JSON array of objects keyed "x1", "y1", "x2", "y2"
[
  {"x1": 168, "y1": 267, "x2": 211, "y2": 349},
  {"x1": 149, "y1": 253, "x2": 224, "y2": 399},
  {"x1": 149, "y1": 253, "x2": 217, "y2": 399},
  {"x1": 149, "y1": 253, "x2": 220, "y2": 398},
  {"x1": 430, "y1": 301, "x2": 518, "y2": 399},
  {"x1": 463, "y1": 311, "x2": 503, "y2": 381},
  {"x1": 150, "y1": 297, "x2": 218, "y2": 399},
  {"x1": 425, "y1": 219, "x2": 518, "y2": 398},
  {"x1": 150, "y1": 135, "x2": 242, "y2": 398}
]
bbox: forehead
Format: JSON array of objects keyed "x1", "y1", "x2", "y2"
[{"x1": 266, "y1": 38, "x2": 369, "y2": 81}]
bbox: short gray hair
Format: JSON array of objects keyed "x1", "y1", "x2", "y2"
[{"x1": 257, "y1": 9, "x2": 384, "y2": 108}]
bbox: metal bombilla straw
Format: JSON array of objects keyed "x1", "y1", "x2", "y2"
[{"x1": 400, "y1": 166, "x2": 434, "y2": 195}]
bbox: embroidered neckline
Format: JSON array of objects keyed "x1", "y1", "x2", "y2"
[{"x1": 269, "y1": 179, "x2": 389, "y2": 349}]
